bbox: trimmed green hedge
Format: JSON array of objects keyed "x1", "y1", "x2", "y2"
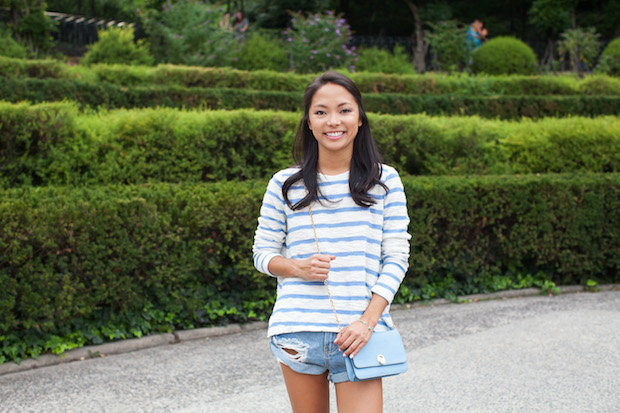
[
  {"x1": 1, "y1": 174, "x2": 618, "y2": 362},
  {"x1": 2, "y1": 102, "x2": 619, "y2": 187},
  {"x1": 1, "y1": 77, "x2": 619, "y2": 118},
  {"x1": 2, "y1": 56, "x2": 620, "y2": 96}
]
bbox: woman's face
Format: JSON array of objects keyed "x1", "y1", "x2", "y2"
[{"x1": 307, "y1": 83, "x2": 362, "y2": 161}]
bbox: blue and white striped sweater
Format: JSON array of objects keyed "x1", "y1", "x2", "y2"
[{"x1": 252, "y1": 165, "x2": 411, "y2": 337}]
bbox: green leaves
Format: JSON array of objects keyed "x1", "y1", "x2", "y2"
[{"x1": 2, "y1": 104, "x2": 619, "y2": 189}]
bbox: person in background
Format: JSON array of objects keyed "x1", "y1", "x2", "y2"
[
  {"x1": 219, "y1": 11, "x2": 231, "y2": 31},
  {"x1": 232, "y1": 10, "x2": 248, "y2": 34},
  {"x1": 467, "y1": 19, "x2": 486, "y2": 50}
]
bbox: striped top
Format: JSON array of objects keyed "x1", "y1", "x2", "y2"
[{"x1": 252, "y1": 164, "x2": 411, "y2": 337}]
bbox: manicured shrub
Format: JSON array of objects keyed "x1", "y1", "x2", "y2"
[
  {"x1": 2, "y1": 77, "x2": 619, "y2": 118},
  {"x1": 597, "y1": 37, "x2": 620, "y2": 76},
  {"x1": 355, "y1": 45, "x2": 415, "y2": 74},
  {"x1": 1, "y1": 174, "x2": 618, "y2": 363},
  {"x1": 232, "y1": 32, "x2": 289, "y2": 72},
  {"x1": 3, "y1": 56, "x2": 620, "y2": 96},
  {"x1": 0, "y1": 101, "x2": 79, "y2": 187},
  {"x1": 472, "y1": 36, "x2": 538, "y2": 75},
  {"x1": 82, "y1": 27, "x2": 154, "y2": 66},
  {"x1": 1, "y1": 103, "x2": 619, "y2": 188}
]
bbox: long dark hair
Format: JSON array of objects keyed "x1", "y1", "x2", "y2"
[{"x1": 282, "y1": 72, "x2": 386, "y2": 210}]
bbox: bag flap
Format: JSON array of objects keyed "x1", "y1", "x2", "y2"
[{"x1": 351, "y1": 330, "x2": 407, "y2": 369}]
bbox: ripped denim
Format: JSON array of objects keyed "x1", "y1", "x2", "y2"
[{"x1": 270, "y1": 332, "x2": 349, "y2": 383}]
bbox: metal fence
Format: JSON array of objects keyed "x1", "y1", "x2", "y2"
[{"x1": 46, "y1": 11, "x2": 135, "y2": 55}]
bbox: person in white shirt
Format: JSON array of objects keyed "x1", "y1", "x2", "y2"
[{"x1": 253, "y1": 71, "x2": 411, "y2": 413}]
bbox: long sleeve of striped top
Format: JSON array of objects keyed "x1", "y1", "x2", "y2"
[{"x1": 252, "y1": 165, "x2": 411, "y2": 337}]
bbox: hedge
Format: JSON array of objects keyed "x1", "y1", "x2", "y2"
[
  {"x1": 2, "y1": 102, "x2": 619, "y2": 187},
  {"x1": 1, "y1": 174, "x2": 618, "y2": 363},
  {"x1": 2, "y1": 77, "x2": 619, "y2": 119},
  {"x1": 2, "y1": 56, "x2": 620, "y2": 96}
]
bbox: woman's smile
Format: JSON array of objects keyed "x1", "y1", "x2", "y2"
[{"x1": 325, "y1": 131, "x2": 346, "y2": 139}]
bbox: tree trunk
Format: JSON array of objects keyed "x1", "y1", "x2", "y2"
[
  {"x1": 541, "y1": 37, "x2": 554, "y2": 69},
  {"x1": 403, "y1": 0, "x2": 426, "y2": 73}
]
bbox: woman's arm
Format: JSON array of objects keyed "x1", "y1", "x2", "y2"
[
  {"x1": 268, "y1": 254, "x2": 336, "y2": 281},
  {"x1": 334, "y1": 293, "x2": 388, "y2": 357}
]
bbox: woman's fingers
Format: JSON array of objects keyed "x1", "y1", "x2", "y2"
[
  {"x1": 301, "y1": 254, "x2": 335, "y2": 280},
  {"x1": 335, "y1": 324, "x2": 372, "y2": 357}
]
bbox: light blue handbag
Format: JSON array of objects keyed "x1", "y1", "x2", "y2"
[
  {"x1": 344, "y1": 329, "x2": 408, "y2": 381},
  {"x1": 308, "y1": 201, "x2": 408, "y2": 381}
]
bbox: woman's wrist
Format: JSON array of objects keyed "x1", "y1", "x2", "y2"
[{"x1": 353, "y1": 318, "x2": 374, "y2": 331}]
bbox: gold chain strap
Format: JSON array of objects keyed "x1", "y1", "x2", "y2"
[{"x1": 308, "y1": 201, "x2": 342, "y2": 331}]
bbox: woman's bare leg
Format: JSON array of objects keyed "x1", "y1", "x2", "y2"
[
  {"x1": 334, "y1": 378, "x2": 382, "y2": 413},
  {"x1": 280, "y1": 363, "x2": 330, "y2": 413}
]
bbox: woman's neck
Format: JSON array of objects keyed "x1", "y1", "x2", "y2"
[{"x1": 317, "y1": 151, "x2": 352, "y2": 176}]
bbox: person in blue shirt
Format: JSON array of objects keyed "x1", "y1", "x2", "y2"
[{"x1": 467, "y1": 19, "x2": 487, "y2": 50}]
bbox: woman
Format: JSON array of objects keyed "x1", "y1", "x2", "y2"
[{"x1": 253, "y1": 72, "x2": 411, "y2": 412}]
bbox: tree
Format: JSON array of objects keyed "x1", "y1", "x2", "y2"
[
  {"x1": 402, "y1": 0, "x2": 427, "y2": 73},
  {"x1": 528, "y1": 0, "x2": 575, "y2": 69},
  {"x1": 558, "y1": 27, "x2": 601, "y2": 74},
  {"x1": 1, "y1": 0, "x2": 56, "y2": 55}
]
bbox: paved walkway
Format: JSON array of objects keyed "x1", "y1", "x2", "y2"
[{"x1": 1, "y1": 289, "x2": 619, "y2": 412}]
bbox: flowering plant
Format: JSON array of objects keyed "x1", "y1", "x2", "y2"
[{"x1": 285, "y1": 10, "x2": 356, "y2": 73}]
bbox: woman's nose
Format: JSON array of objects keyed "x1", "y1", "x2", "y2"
[{"x1": 327, "y1": 115, "x2": 341, "y2": 126}]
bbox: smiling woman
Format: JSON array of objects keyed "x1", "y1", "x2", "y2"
[
  {"x1": 252, "y1": 72, "x2": 411, "y2": 412},
  {"x1": 307, "y1": 83, "x2": 363, "y2": 175}
]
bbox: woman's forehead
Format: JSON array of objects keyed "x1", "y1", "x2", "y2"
[{"x1": 311, "y1": 83, "x2": 357, "y2": 107}]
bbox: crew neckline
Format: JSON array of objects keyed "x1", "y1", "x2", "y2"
[{"x1": 318, "y1": 170, "x2": 350, "y2": 179}]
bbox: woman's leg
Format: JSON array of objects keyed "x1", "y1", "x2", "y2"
[
  {"x1": 334, "y1": 378, "x2": 383, "y2": 413},
  {"x1": 280, "y1": 363, "x2": 330, "y2": 413}
]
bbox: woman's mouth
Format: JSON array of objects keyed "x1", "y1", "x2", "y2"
[{"x1": 325, "y1": 131, "x2": 345, "y2": 139}]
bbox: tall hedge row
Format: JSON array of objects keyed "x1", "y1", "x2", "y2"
[
  {"x1": 1, "y1": 77, "x2": 619, "y2": 118},
  {"x1": 2, "y1": 56, "x2": 620, "y2": 96},
  {"x1": 2, "y1": 102, "x2": 619, "y2": 187},
  {"x1": 1, "y1": 174, "x2": 618, "y2": 354}
]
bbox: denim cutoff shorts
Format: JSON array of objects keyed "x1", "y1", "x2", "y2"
[{"x1": 270, "y1": 331, "x2": 349, "y2": 383}]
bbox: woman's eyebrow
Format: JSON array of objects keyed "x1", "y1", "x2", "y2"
[{"x1": 312, "y1": 101, "x2": 353, "y2": 109}]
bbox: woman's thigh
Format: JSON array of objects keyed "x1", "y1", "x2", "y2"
[
  {"x1": 335, "y1": 378, "x2": 383, "y2": 413},
  {"x1": 280, "y1": 363, "x2": 330, "y2": 413}
]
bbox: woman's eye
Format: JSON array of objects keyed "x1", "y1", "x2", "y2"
[
  {"x1": 315, "y1": 110, "x2": 325, "y2": 115},
  {"x1": 341, "y1": 108, "x2": 351, "y2": 113}
]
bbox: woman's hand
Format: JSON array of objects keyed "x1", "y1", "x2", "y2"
[
  {"x1": 267, "y1": 254, "x2": 335, "y2": 280},
  {"x1": 334, "y1": 319, "x2": 373, "y2": 358},
  {"x1": 333, "y1": 294, "x2": 388, "y2": 358},
  {"x1": 296, "y1": 254, "x2": 336, "y2": 281}
]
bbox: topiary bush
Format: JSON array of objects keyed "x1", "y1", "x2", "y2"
[
  {"x1": 232, "y1": 32, "x2": 289, "y2": 72},
  {"x1": 355, "y1": 45, "x2": 415, "y2": 74},
  {"x1": 597, "y1": 37, "x2": 620, "y2": 76},
  {"x1": 472, "y1": 36, "x2": 537, "y2": 75},
  {"x1": 82, "y1": 27, "x2": 154, "y2": 66}
]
